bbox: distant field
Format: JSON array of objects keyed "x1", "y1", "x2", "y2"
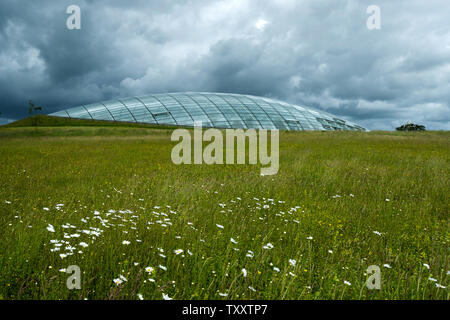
[{"x1": 0, "y1": 123, "x2": 448, "y2": 300}]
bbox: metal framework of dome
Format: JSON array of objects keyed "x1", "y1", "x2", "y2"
[{"x1": 50, "y1": 92, "x2": 367, "y2": 131}]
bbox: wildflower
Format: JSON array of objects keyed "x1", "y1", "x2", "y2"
[
  {"x1": 145, "y1": 267, "x2": 154, "y2": 273},
  {"x1": 43, "y1": 207, "x2": 49, "y2": 211},
  {"x1": 248, "y1": 286, "x2": 256, "y2": 292},
  {"x1": 218, "y1": 292, "x2": 228, "y2": 297},
  {"x1": 162, "y1": 293, "x2": 172, "y2": 300},
  {"x1": 385, "y1": 198, "x2": 390, "y2": 202},
  {"x1": 119, "y1": 275, "x2": 127, "y2": 282},
  {"x1": 435, "y1": 283, "x2": 446, "y2": 289},
  {"x1": 159, "y1": 265, "x2": 167, "y2": 271},
  {"x1": 423, "y1": 263, "x2": 430, "y2": 269},
  {"x1": 216, "y1": 224, "x2": 224, "y2": 229},
  {"x1": 230, "y1": 238, "x2": 238, "y2": 244},
  {"x1": 373, "y1": 231, "x2": 382, "y2": 236},
  {"x1": 79, "y1": 242, "x2": 88, "y2": 248},
  {"x1": 122, "y1": 240, "x2": 131, "y2": 245},
  {"x1": 174, "y1": 249, "x2": 183, "y2": 255},
  {"x1": 148, "y1": 278, "x2": 155, "y2": 282},
  {"x1": 263, "y1": 243, "x2": 274, "y2": 250},
  {"x1": 428, "y1": 277, "x2": 437, "y2": 282},
  {"x1": 47, "y1": 224, "x2": 55, "y2": 233},
  {"x1": 273, "y1": 267, "x2": 280, "y2": 272},
  {"x1": 307, "y1": 236, "x2": 313, "y2": 240},
  {"x1": 59, "y1": 268, "x2": 67, "y2": 273},
  {"x1": 137, "y1": 294, "x2": 144, "y2": 300},
  {"x1": 344, "y1": 281, "x2": 351, "y2": 286},
  {"x1": 246, "y1": 250, "x2": 254, "y2": 258},
  {"x1": 289, "y1": 272, "x2": 296, "y2": 277},
  {"x1": 328, "y1": 250, "x2": 334, "y2": 254},
  {"x1": 242, "y1": 268, "x2": 247, "y2": 277},
  {"x1": 383, "y1": 264, "x2": 391, "y2": 269},
  {"x1": 113, "y1": 278, "x2": 123, "y2": 285},
  {"x1": 59, "y1": 253, "x2": 67, "y2": 259},
  {"x1": 289, "y1": 259, "x2": 296, "y2": 267}
]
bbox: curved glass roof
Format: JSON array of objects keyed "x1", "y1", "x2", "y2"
[{"x1": 50, "y1": 92, "x2": 367, "y2": 131}]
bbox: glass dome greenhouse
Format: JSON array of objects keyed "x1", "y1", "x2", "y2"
[{"x1": 50, "y1": 92, "x2": 367, "y2": 131}]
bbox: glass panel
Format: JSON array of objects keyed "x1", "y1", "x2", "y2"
[
  {"x1": 66, "y1": 106, "x2": 91, "y2": 119},
  {"x1": 102, "y1": 100, "x2": 135, "y2": 122},
  {"x1": 51, "y1": 110, "x2": 68, "y2": 117}
]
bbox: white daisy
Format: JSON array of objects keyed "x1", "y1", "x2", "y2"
[
  {"x1": 162, "y1": 293, "x2": 172, "y2": 300},
  {"x1": 263, "y1": 243, "x2": 274, "y2": 250}
]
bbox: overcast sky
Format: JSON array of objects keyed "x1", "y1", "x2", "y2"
[{"x1": 0, "y1": 0, "x2": 449, "y2": 130}]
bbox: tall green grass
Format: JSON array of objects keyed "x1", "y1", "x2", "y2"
[{"x1": 0, "y1": 126, "x2": 448, "y2": 300}]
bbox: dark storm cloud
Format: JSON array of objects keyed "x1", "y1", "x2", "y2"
[{"x1": 0, "y1": 0, "x2": 449, "y2": 129}]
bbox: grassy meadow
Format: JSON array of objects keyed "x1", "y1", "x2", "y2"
[{"x1": 0, "y1": 122, "x2": 448, "y2": 300}]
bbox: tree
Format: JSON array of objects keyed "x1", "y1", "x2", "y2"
[
  {"x1": 28, "y1": 100, "x2": 43, "y2": 126},
  {"x1": 396, "y1": 122, "x2": 426, "y2": 131},
  {"x1": 28, "y1": 100, "x2": 42, "y2": 115}
]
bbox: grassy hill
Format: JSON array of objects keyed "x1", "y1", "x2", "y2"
[
  {"x1": 0, "y1": 123, "x2": 448, "y2": 300},
  {"x1": 3, "y1": 114, "x2": 179, "y2": 129}
]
